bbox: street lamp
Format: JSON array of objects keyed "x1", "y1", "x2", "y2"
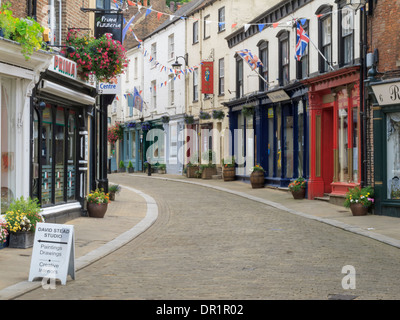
[
  {"x1": 172, "y1": 54, "x2": 188, "y2": 70},
  {"x1": 345, "y1": 0, "x2": 367, "y2": 11}
]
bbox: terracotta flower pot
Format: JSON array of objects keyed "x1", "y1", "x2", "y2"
[
  {"x1": 87, "y1": 203, "x2": 108, "y2": 218},
  {"x1": 223, "y1": 167, "x2": 235, "y2": 181},
  {"x1": 291, "y1": 188, "x2": 306, "y2": 199},
  {"x1": 250, "y1": 171, "x2": 265, "y2": 188},
  {"x1": 350, "y1": 203, "x2": 368, "y2": 216}
]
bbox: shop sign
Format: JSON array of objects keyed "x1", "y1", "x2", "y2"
[
  {"x1": 371, "y1": 81, "x2": 400, "y2": 106},
  {"x1": 95, "y1": 12, "x2": 123, "y2": 43},
  {"x1": 28, "y1": 223, "x2": 75, "y2": 286},
  {"x1": 267, "y1": 90, "x2": 290, "y2": 103},
  {"x1": 50, "y1": 56, "x2": 77, "y2": 80},
  {"x1": 98, "y1": 76, "x2": 121, "y2": 94}
]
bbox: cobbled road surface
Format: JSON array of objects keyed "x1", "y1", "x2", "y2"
[{"x1": 17, "y1": 175, "x2": 400, "y2": 300}]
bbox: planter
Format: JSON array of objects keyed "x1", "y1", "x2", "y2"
[
  {"x1": 291, "y1": 188, "x2": 306, "y2": 199},
  {"x1": 87, "y1": 203, "x2": 108, "y2": 218},
  {"x1": 0, "y1": 234, "x2": 10, "y2": 249},
  {"x1": 109, "y1": 192, "x2": 116, "y2": 201},
  {"x1": 158, "y1": 169, "x2": 166, "y2": 174},
  {"x1": 119, "y1": 168, "x2": 126, "y2": 173},
  {"x1": 250, "y1": 171, "x2": 265, "y2": 188},
  {"x1": 350, "y1": 203, "x2": 368, "y2": 216},
  {"x1": 9, "y1": 231, "x2": 35, "y2": 249},
  {"x1": 187, "y1": 166, "x2": 199, "y2": 178},
  {"x1": 128, "y1": 167, "x2": 134, "y2": 173},
  {"x1": 223, "y1": 167, "x2": 235, "y2": 181},
  {"x1": 201, "y1": 167, "x2": 217, "y2": 179}
]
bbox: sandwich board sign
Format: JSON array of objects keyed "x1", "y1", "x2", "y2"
[{"x1": 28, "y1": 223, "x2": 75, "y2": 286}]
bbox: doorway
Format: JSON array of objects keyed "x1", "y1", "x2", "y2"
[{"x1": 321, "y1": 107, "x2": 334, "y2": 193}]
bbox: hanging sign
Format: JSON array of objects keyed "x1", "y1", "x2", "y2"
[
  {"x1": 267, "y1": 90, "x2": 290, "y2": 103},
  {"x1": 95, "y1": 12, "x2": 123, "y2": 43},
  {"x1": 98, "y1": 76, "x2": 121, "y2": 94},
  {"x1": 201, "y1": 61, "x2": 214, "y2": 94},
  {"x1": 28, "y1": 223, "x2": 75, "y2": 286},
  {"x1": 371, "y1": 81, "x2": 400, "y2": 106}
]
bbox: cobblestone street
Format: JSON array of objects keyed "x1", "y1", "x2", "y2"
[{"x1": 17, "y1": 175, "x2": 400, "y2": 300}]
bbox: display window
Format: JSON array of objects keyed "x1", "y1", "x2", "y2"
[{"x1": 387, "y1": 112, "x2": 400, "y2": 200}]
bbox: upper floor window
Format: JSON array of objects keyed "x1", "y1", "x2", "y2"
[
  {"x1": 193, "y1": 21, "x2": 199, "y2": 44},
  {"x1": 317, "y1": 5, "x2": 332, "y2": 72},
  {"x1": 296, "y1": 20, "x2": 309, "y2": 79},
  {"x1": 27, "y1": 0, "x2": 37, "y2": 20},
  {"x1": 168, "y1": 74, "x2": 175, "y2": 106},
  {"x1": 339, "y1": 4, "x2": 354, "y2": 66},
  {"x1": 168, "y1": 34, "x2": 175, "y2": 61},
  {"x1": 48, "y1": 0, "x2": 62, "y2": 45},
  {"x1": 151, "y1": 80, "x2": 157, "y2": 109},
  {"x1": 204, "y1": 14, "x2": 211, "y2": 39},
  {"x1": 236, "y1": 56, "x2": 243, "y2": 98},
  {"x1": 218, "y1": 58, "x2": 225, "y2": 95},
  {"x1": 151, "y1": 43, "x2": 157, "y2": 68},
  {"x1": 277, "y1": 31, "x2": 290, "y2": 86},
  {"x1": 218, "y1": 7, "x2": 225, "y2": 32},
  {"x1": 193, "y1": 68, "x2": 199, "y2": 101},
  {"x1": 258, "y1": 40, "x2": 268, "y2": 91}
]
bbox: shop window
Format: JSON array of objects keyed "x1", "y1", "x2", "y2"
[
  {"x1": 387, "y1": 112, "x2": 400, "y2": 200},
  {"x1": 338, "y1": 101, "x2": 348, "y2": 183},
  {"x1": 284, "y1": 109, "x2": 294, "y2": 178},
  {"x1": 1, "y1": 78, "x2": 16, "y2": 213},
  {"x1": 268, "y1": 108, "x2": 274, "y2": 176},
  {"x1": 297, "y1": 101, "x2": 305, "y2": 178},
  {"x1": 352, "y1": 106, "x2": 358, "y2": 182},
  {"x1": 130, "y1": 130, "x2": 136, "y2": 160},
  {"x1": 41, "y1": 105, "x2": 53, "y2": 205},
  {"x1": 276, "y1": 104, "x2": 282, "y2": 177},
  {"x1": 67, "y1": 111, "x2": 76, "y2": 201}
]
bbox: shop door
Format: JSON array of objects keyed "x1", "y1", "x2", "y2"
[{"x1": 322, "y1": 108, "x2": 334, "y2": 193}]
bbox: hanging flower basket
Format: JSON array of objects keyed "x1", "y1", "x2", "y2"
[
  {"x1": 199, "y1": 111, "x2": 211, "y2": 120},
  {"x1": 107, "y1": 122, "x2": 124, "y2": 144},
  {"x1": 65, "y1": 30, "x2": 129, "y2": 82},
  {"x1": 184, "y1": 114, "x2": 195, "y2": 124},
  {"x1": 161, "y1": 116, "x2": 170, "y2": 124},
  {"x1": 141, "y1": 122, "x2": 151, "y2": 131},
  {"x1": 241, "y1": 106, "x2": 254, "y2": 117},
  {"x1": 127, "y1": 122, "x2": 136, "y2": 128},
  {"x1": 212, "y1": 109, "x2": 225, "y2": 120}
]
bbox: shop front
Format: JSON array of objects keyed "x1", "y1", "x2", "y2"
[
  {"x1": 31, "y1": 55, "x2": 97, "y2": 221},
  {"x1": 256, "y1": 85, "x2": 309, "y2": 188},
  {"x1": 368, "y1": 77, "x2": 400, "y2": 217},
  {"x1": 303, "y1": 66, "x2": 361, "y2": 200},
  {"x1": 0, "y1": 38, "x2": 53, "y2": 213}
]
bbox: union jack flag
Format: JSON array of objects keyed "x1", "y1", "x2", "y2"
[
  {"x1": 295, "y1": 21, "x2": 310, "y2": 61},
  {"x1": 237, "y1": 49, "x2": 263, "y2": 71}
]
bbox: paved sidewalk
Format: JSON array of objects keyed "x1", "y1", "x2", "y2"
[
  {"x1": 2, "y1": 172, "x2": 400, "y2": 299},
  {"x1": 134, "y1": 172, "x2": 400, "y2": 249},
  {"x1": 0, "y1": 184, "x2": 156, "y2": 300}
]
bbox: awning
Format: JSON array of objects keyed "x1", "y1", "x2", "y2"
[{"x1": 39, "y1": 80, "x2": 96, "y2": 105}]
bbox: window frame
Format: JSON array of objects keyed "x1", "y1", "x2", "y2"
[
  {"x1": 317, "y1": 5, "x2": 333, "y2": 73},
  {"x1": 218, "y1": 58, "x2": 225, "y2": 96},
  {"x1": 218, "y1": 7, "x2": 225, "y2": 33},
  {"x1": 193, "y1": 68, "x2": 199, "y2": 102},
  {"x1": 236, "y1": 56, "x2": 244, "y2": 99},
  {"x1": 258, "y1": 40, "x2": 269, "y2": 91},
  {"x1": 277, "y1": 30, "x2": 290, "y2": 87},
  {"x1": 193, "y1": 21, "x2": 199, "y2": 44},
  {"x1": 338, "y1": 4, "x2": 354, "y2": 66},
  {"x1": 204, "y1": 14, "x2": 211, "y2": 39}
]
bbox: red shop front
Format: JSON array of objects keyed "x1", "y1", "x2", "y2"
[{"x1": 303, "y1": 66, "x2": 361, "y2": 200}]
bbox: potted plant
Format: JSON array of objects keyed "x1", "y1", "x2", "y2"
[
  {"x1": 184, "y1": 114, "x2": 194, "y2": 124},
  {"x1": 344, "y1": 186, "x2": 374, "y2": 216},
  {"x1": 108, "y1": 184, "x2": 121, "y2": 201},
  {"x1": 0, "y1": 3, "x2": 45, "y2": 60},
  {"x1": 127, "y1": 161, "x2": 134, "y2": 173},
  {"x1": 222, "y1": 156, "x2": 235, "y2": 181},
  {"x1": 4, "y1": 196, "x2": 44, "y2": 248},
  {"x1": 186, "y1": 162, "x2": 199, "y2": 178},
  {"x1": 0, "y1": 215, "x2": 9, "y2": 249},
  {"x1": 86, "y1": 188, "x2": 110, "y2": 218},
  {"x1": 158, "y1": 163, "x2": 166, "y2": 174},
  {"x1": 242, "y1": 106, "x2": 254, "y2": 117},
  {"x1": 249, "y1": 164, "x2": 265, "y2": 188},
  {"x1": 199, "y1": 111, "x2": 211, "y2": 120},
  {"x1": 288, "y1": 177, "x2": 307, "y2": 199},
  {"x1": 119, "y1": 160, "x2": 125, "y2": 173}
]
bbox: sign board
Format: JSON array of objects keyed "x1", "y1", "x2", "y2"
[
  {"x1": 50, "y1": 56, "x2": 77, "y2": 80},
  {"x1": 28, "y1": 223, "x2": 75, "y2": 285},
  {"x1": 201, "y1": 61, "x2": 214, "y2": 94},
  {"x1": 98, "y1": 76, "x2": 121, "y2": 94},
  {"x1": 95, "y1": 12, "x2": 123, "y2": 43},
  {"x1": 267, "y1": 89, "x2": 290, "y2": 103},
  {"x1": 371, "y1": 81, "x2": 400, "y2": 106}
]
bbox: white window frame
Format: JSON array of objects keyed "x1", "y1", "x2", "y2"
[
  {"x1": 168, "y1": 34, "x2": 175, "y2": 61},
  {"x1": 48, "y1": 0, "x2": 62, "y2": 46}
]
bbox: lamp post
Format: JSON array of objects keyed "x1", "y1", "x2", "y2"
[{"x1": 172, "y1": 54, "x2": 188, "y2": 70}]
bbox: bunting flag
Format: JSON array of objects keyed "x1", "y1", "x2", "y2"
[
  {"x1": 145, "y1": 6, "x2": 152, "y2": 17},
  {"x1": 295, "y1": 20, "x2": 310, "y2": 61},
  {"x1": 122, "y1": 12, "x2": 139, "y2": 42}
]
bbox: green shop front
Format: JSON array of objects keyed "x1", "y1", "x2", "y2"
[
  {"x1": 368, "y1": 77, "x2": 400, "y2": 217},
  {"x1": 120, "y1": 120, "x2": 165, "y2": 172}
]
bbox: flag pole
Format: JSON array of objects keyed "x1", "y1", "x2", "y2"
[{"x1": 236, "y1": 51, "x2": 269, "y2": 85}]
